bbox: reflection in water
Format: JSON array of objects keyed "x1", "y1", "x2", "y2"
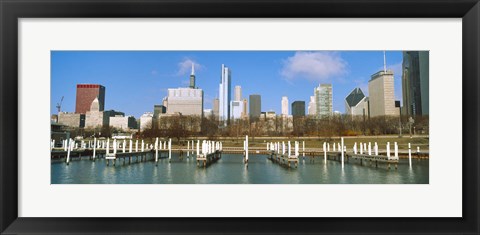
[{"x1": 51, "y1": 154, "x2": 429, "y2": 184}]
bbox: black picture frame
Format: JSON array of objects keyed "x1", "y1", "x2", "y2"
[{"x1": 1, "y1": 0, "x2": 479, "y2": 234}]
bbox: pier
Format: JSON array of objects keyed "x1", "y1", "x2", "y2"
[
  {"x1": 266, "y1": 140, "x2": 300, "y2": 168},
  {"x1": 196, "y1": 140, "x2": 223, "y2": 167},
  {"x1": 51, "y1": 136, "x2": 424, "y2": 171}
]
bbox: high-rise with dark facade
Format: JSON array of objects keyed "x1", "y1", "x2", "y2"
[
  {"x1": 249, "y1": 94, "x2": 261, "y2": 121},
  {"x1": 291, "y1": 101, "x2": 305, "y2": 117},
  {"x1": 75, "y1": 84, "x2": 105, "y2": 114},
  {"x1": 402, "y1": 51, "x2": 429, "y2": 116}
]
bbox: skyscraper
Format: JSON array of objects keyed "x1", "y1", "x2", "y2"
[
  {"x1": 368, "y1": 70, "x2": 398, "y2": 117},
  {"x1": 249, "y1": 94, "x2": 261, "y2": 121},
  {"x1": 281, "y1": 96, "x2": 289, "y2": 115},
  {"x1": 213, "y1": 98, "x2": 219, "y2": 118},
  {"x1": 219, "y1": 64, "x2": 232, "y2": 124},
  {"x1": 242, "y1": 98, "x2": 248, "y2": 118},
  {"x1": 308, "y1": 96, "x2": 316, "y2": 116},
  {"x1": 345, "y1": 88, "x2": 369, "y2": 117},
  {"x1": 189, "y1": 63, "x2": 196, "y2": 89},
  {"x1": 291, "y1": 101, "x2": 305, "y2": 117},
  {"x1": 164, "y1": 64, "x2": 203, "y2": 117},
  {"x1": 314, "y1": 84, "x2": 333, "y2": 117},
  {"x1": 234, "y1": 85, "x2": 242, "y2": 101},
  {"x1": 402, "y1": 51, "x2": 429, "y2": 116},
  {"x1": 75, "y1": 84, "x2": 105, "y2": 114},
  {"x1": 230, "y1": 100, "x2": 243, "y2": 119}
]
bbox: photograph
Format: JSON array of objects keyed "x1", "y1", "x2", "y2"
[{"x1": 50, "y1": 50, "x2": 429, "y2": 184}]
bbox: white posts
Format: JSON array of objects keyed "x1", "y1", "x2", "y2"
[
  {"x1": 63, "y1": 140, "x2": 67, "y2": 151},
  {"x1": 51, "y1": 140, "x2": 55, "y2": 150},
  {"x1": 282, "y1": 142, "x2": 285, "y2": 155},
  {"x1": 374, "y1": 142, "x2": 378, "y2": 155},
  {"x1": 368, "y1": 142, "x2": 371, "y2": 155},
  {"x1": 129, "y1": 140, "x2": 132, "y2": 153},
  {"x1": 92, "y1": 137, "x2": 97, "y2": 160},
  {"x1": 66, "y1": 139, "x2": 71, "y2": 165},
  {"x1": 113, "y1": 139, "x2": 117, "y2": 155},
  {"x1": 333, "y1": 143, "x2": 336, "y2": 152},
  {"x1": 196, "y1": 140, "x2": 200, "y2": 156},
  {"x1": 135, "y1": 140, "x2": 138, "y2": 152},
  {"x1": 187, "y1": 141, "x2": 190, "y2": 157},
  {"x1": 266, "y1": 142, "x2": 269, "y2": 151},
  {"x1": 360, "y1": 142, "x2": 363, "y2": 154},
  {"x1": 141, "y1": 140, "x2": 145, "y2": 152},
  {"x1": 295, "y1": 141, "x2": 299, "y2": 157},
  {"x1": 417, "y1": 146, "x2": 420, "y2": 154},
  {"x1": 354, "y1": 142, "x2": 357, "y2": 154},
  {"x1": 323, "y1": 142, "x2": 327, "y2": 164},
  {"x1": 338, "y1": 143, "x2": 341, "y2": 152},
  {"x1": 245, "y1": 135, "x2": 249, "y2": 162},
  {"x1": 302, "y1": 141, "x2": 305, "y2": 157},
  {"x1": 122, "y1": 139, "x2": 126, "y2": 153},
  {"x1": 155, "y1": 137, "x2": 159, "y2": 163},
  {"x1": 408, "y1": 143, "x2": 412, "y2": 167},
  {"x1": 386, "y1": 142, "x2": 391, "y2": 160},
  {"x1": 327, "y1": 143, "x2": 330, "y2": 152},
  {"x1": 164, "y1": 141, "x2": 166, "y2": 150},
  {"x1": 168, "y1": 138, "x2": 172, "y2": 160},
  {"x1": 341, "y1": 137, "x2": 344, "y2": 169},
  {"x1": 106, "y1": 138, "x2": 110, "y2": 155},
  {"x1": 394, "y1": 142, "x2": 398, "y2": 160}
]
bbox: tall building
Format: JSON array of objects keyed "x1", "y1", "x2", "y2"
[
  {"x1": 292, "y1": 101, "x2": 305, "y2": 117},
  {"x1": 249, "y1": 94, "x2": 261, "y2": 121},
  {"x1": 165, "y1": 88, "x2": 203, "y2": 116},
  {"x1": 308, "y1": 96, "x2": 316, "y2": 116},
  {"x1": 242, "y1": 98, "x2": 248, "y2": 118},
  {"x1": 234, "y1": 85, "x2": 242, "y2": 101},
  {"x1": 368, "y1": 70, "x2": 399, "y2": 117},
  {"x1": 164, "y1": 65, "x2": 203, "y2": 117},
  {"x1": 75, "y1": 84, "x2": 105, "y2": 114},
  {"x1": 314, "y1": 84, "x2": 333, "y2": 117},
  {"x1": 345, "y1": 88, "x2": 369, "y2": 117},
  {"x1": 402, "y1": 51, "x2": 429, "y2": 116},
  {"x1": 189, "y1": 63, "x2": 196, "y2": 89},
  {"x1": 230, "y1": 100, "x2": 243, "y2": 119},
  {"x1": 281, "y1": 96, "x2": 289, "y2": 115},
  {"x1": 219, "y1": 64, "x2": 232, "y2": 124},
  {"x1": 213, "y1": 98, "x2": 219, "y2": 118}
]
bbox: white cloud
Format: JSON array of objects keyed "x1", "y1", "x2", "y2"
[
  {"x1": 280, "y1": 52, "x2": 347, "y2": 82},
  {"x1": 176, "y1": 58, "x2": 203, "y2": 76}
]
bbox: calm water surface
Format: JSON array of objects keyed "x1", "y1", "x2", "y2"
[{"x1": 51, "y1": 153, "x2": 429, "y2": 184}]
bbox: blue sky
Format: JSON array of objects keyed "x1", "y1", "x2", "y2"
[{"x1": 51, "y1": 51, "x2": 403, "y2": 118}]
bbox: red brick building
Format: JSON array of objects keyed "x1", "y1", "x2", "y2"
[{"x1": 75, "y1": 84, "x2": 105, "y2": 114}]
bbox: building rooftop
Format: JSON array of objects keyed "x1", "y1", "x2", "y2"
[
  {"x1": 370, "y1": 69, "x2": 394, "y2": 80},
  {"x1": 345, "y1": 88, "x2": 366, "y2": 107}
]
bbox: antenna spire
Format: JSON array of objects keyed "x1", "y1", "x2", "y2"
[
  {"x1": 191, "y1": 63, "x2": 195, "y2": 75},
  {"x1": 383, "y1": 51, "x2": 387, "y2": 73}
]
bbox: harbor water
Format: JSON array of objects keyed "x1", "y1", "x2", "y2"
[{"x1": 51, "y1": 153, "x2": 429, "y2": 184}]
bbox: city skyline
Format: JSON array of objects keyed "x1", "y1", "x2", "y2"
[{"x1": 51, "y1": 51, "x2": 404, "y2": 118}]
